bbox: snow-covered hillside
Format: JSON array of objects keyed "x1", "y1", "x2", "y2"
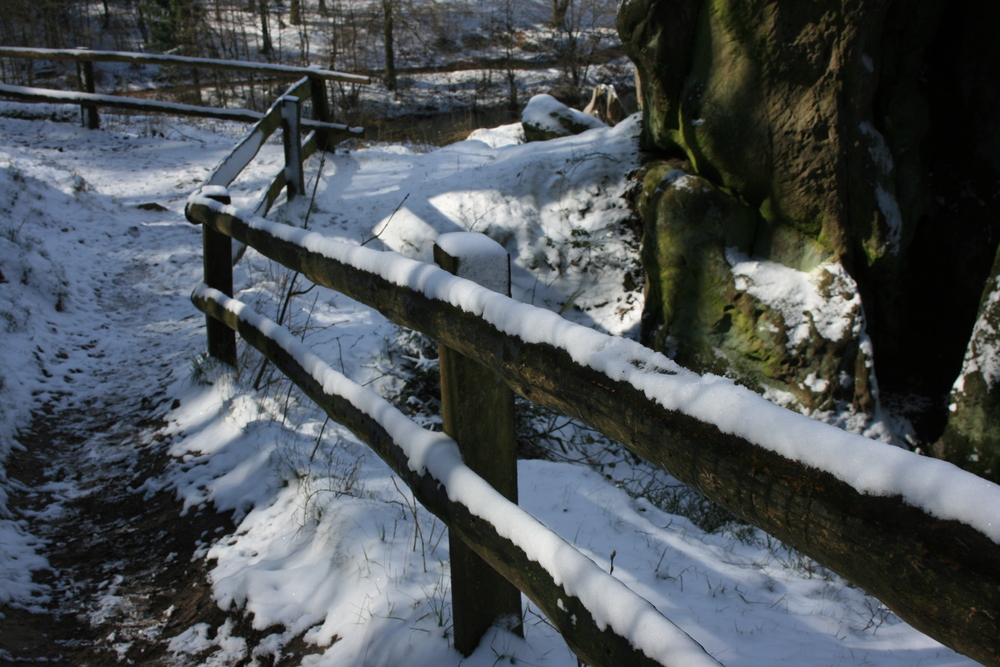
[{"x1": 0, "y1": 105, "x2": 979, "y2": 665}]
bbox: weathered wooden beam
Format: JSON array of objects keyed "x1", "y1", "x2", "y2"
[
  {"x1": 434, "y1": 234, "x2": 522, "y2": 655},
  {"x1": 282, "y1": 76, "x2": 313, "y2": 103},
  {"x1": 74, "y1": 47, "x2": 99, "y2": 129},
  {"x1": 0, "y1": 46, "x2": 371, "y2": 84},
  {"x1": 253, "y1": 131, "x2": 318, "y2": 218},
  {"x1": 0, "y1": 83, "x2": 264, "y2": 122},
  {"x1": 184, "y1": 200, "x2": 1000, "y2": 665},
  {"x1": 190, "y1": 287, "x2": 720, "y2": 667},
  {"x1": 204, "y1": 104, "x2": 285, "y2": 187},
  {"x1": 281, "y1": 96, "x2": 305, "y2": 200},
  {"x1": 198, "y1": 190, "x2": 237, "y2": 366}
]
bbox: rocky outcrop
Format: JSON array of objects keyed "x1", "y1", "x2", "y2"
[
  {"x1": 521, "y1": 94, "x2": 606, "y2": 142},
  {"x1": 621, "y1": 0, "x2": 1000, "y2": 463},
  {"x1": 640, "y1": 161, "x2": 874, "y2": 415}
]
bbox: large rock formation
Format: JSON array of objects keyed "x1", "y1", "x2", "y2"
[{"x1": 620, "y1": 0, "x2": 1000, "y2": 475}]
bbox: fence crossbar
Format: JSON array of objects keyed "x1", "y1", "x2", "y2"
[
  {"x1": 203, "y1": 77, "x2": 314, "y2": 188},
  {"x1": 185, "y1": 193, "x2": 1000, "y2": 666},
  {"x1": 190, "y1": 284, "x2": 721, "y2": 667},
  {"x1": 0, "y1": 46, "x2": 371, "y2": 84},
  {"x1": 0, "y1": 83, "x2": 363, "y2": 137}
]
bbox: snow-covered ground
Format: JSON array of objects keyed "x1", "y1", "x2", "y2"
[{"x1": 0, "y1": 104, "x2": 980, "y2": 665}]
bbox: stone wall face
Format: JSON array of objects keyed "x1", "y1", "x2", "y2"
[{"x1": 622, "y1": 0, "x2": 1000, "y2": 477}]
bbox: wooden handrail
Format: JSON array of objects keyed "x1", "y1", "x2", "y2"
[
  {"x1": 202, "y1": 78, "x2": 311, "y2": 188},
  {"x1": 191, "y1": 285, "x2": 722, "y2": 667},
  {"x1": 0, "y1": 83, "x2": 363, "y2": 136},
  {"x1": 0, "y1": 46, "x2": 371, "y2": 84},
  {"x1": 185, "y1": 197, "x2": 1000, "y2": 666},
  {"x1": 0, "y1": 82, "x2": 265, "y2": 121}
]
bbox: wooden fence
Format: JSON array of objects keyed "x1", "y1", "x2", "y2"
[
  {"x1": 185, "y1": 203, "x2": 722, "y2": 666},
  {"x1": 0, "y1": 46, "x2": 368, "y2": 148},
  {"x1": 185, "y1": 193, "x2": 1000, "y2": 665}
]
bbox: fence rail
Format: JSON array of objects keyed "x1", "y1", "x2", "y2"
[
  {"x1": 0, "y1": 47, "x2": 368, "y2": 140},
  {"x1": 0, "y1": 46, "x2": 370, "y2": 84},
  {"x1": 0, "y1": 82, "x2": 360, "y2": 137},
  {"x1": 191, "y1": 283, "x2": 721, "y2": 667},
  {"x1": 186, "y1": 193, "x2": 1000, "y2": 667}
]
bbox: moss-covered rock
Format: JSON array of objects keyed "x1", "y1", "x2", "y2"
[
  {"x1": 622, "y1": 0, "x2": 1000, "y2": 458},
  {"x1": 622, "y1": 0, "x2": 901, "y2": 265},
  {"x1": 640, "y1": 164, "x2": 874, "y2": 414}
]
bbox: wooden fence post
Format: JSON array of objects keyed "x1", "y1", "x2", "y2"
[
  {"x1": 75, "y1": 47, "x2": 99, "y2": 129},
  {"x1": 281, "y1": 96, "x2": 304, "y2": 200},
  {"x1": 308, "y1": 68, "x2": 333, "y2": 151},
  {"x1": 201, "y1": 186, "x2": 237, "y2": 367},
  {"x1": 433, "y1": 232, "x2": 522, "y2": 656}
]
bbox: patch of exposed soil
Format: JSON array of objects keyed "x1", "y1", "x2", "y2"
[{"x1": 0, "y1": 395, "x2": 323, "y2": 666}]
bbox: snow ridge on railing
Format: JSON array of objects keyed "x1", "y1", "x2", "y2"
[
  {"x1": 194, "y1": 192, "x2": 1000, "y2": 539},
  {"x1": 192, "y1": 284, "x2": 721, "y2": 667}
]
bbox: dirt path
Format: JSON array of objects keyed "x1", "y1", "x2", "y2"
[
  {"x1": 0, "y1": 115, "x2": 305, "y2": 666},
  {"x1": 1, "y1": 393, "x2": 236, "y2": 665}
]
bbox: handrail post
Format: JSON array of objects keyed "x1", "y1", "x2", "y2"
[
  {"x1": 434, "y1": 232, "x2": 522, "y2": 656},
  {"x1": 281, "y1": 96, "x2": 304, "y2": 200},
  {"x1": 308, "y1": 67, "x2": 333, "y2": 151},
  {"x1": 200, "y1": 186, "x2": 237, "y2": 367},
  {"x1": 75, "y1": 47, "x2": 99, "y2": 129}
]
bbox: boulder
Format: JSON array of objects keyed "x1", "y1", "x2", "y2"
[
  {"x1": 640, "y1": 162, "x2": 875, "y2": 414},
  {"x1": 521, "y1": 94, "x2": 606, "y2": 142}
]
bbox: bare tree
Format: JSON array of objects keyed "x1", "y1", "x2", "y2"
[
  {"x1": 258, "y1": 0, "x2": 272, "y2": 53},
  {"x1": 552, "y1": 0, "x2": 570, "y2": 28},
  {"x1": 494, "y1": 0, "x2": 519, "y2": 112},
  {"x1": 383, "y1": 0, "x2": 396, "y2": 90}
]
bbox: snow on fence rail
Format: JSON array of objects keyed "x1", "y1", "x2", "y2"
[
  {"x1": 185, "y1": 191, "x2": 1000, "y2": 666},
  {"x1": 190, "y1": 284, "x2": 722, "y2": 667}
]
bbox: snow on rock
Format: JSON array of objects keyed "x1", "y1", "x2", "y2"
[
  {"x1": 954, "y1": 274, "x2": 1000, "y2": 393},
  {"x1": 725, "y1": 249, "x2": 863, "y2": 350},
  {"x1": 859, "y1": 121, "x2": 903, "y2": 253},
  {"x1": 466, "y1": 122, "x2": 525, "y2": 148},
  {"x1": 521, "y1": 94, "x2": 606, "y2": 142}
]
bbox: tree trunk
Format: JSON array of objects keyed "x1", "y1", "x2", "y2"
[
  {"x1": 552, "y1": 0, "x2": 570, "y2": 28},
  {"x1": 382, "y1": 0, "x2": 396, "y2": 91},
  {"x1": 258, "y1": 0, "x2": 272, "y2": 54},
  {"x1": 289, "y1": 0, "x2": 300, "y2": 25}
]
